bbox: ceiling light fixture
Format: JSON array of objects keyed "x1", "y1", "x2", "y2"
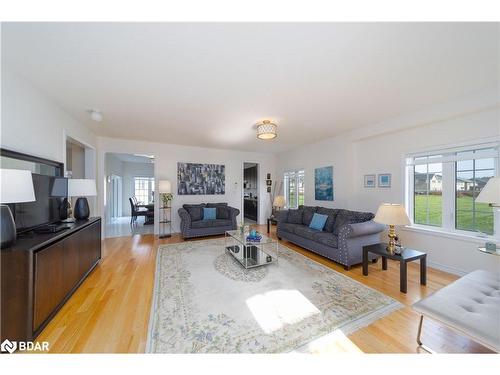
[
  {"x1": 87, "y1": 109, "x2": 103, "y2": 122},
  {"x1": 256, "y1": 120, "x2": 278, "y2": 140}
]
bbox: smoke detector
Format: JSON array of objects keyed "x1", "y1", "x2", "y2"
[{"x1": 87, "y1": 109, "x2": 103, "y2": 122}]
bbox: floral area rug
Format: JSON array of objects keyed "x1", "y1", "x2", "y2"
[{"x1": 146, "y1": 238, "x2": 401, "y2": 353}]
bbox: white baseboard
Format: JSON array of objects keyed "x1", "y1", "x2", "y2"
[{"x1": 427, "y1": 260, "x2": 467, "y2": 276}]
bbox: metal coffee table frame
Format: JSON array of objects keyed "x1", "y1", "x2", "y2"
[{"x1": 224, "y1": 230, "x2": 279, "y2": 269}]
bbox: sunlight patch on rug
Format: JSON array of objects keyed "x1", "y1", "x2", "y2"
[{"x1": 246, "y1": 289, "x2": 320, "y2": 334}]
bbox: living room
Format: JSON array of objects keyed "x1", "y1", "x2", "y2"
[{"x1": 0, "y1": 2, "x2": 499, "y2": 374}]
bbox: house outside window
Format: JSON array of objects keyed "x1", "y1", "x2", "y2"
[
  {"x1": 406, "y1": 143, "x2": 498, "y2": 237},
  {"x1": 134, "y1": 177, "x2": 155, "y2": 204},
  {"x1": 284, "y1": 170, "x2": 305, "y2": 209}
]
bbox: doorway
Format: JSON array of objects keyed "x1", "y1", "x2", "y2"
[
  {"x1": 104, "y1": 152, "x2": 155, "y2": 238},
  {"x1": 243, "y1": 162, "x2": 259, "y2": 225}
]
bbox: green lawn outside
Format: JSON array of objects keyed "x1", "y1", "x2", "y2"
[
  {"x1": 414, "y1": 194, "x2": 493, "y2": 234},
  {"x1": 288, "y1": 192, "x2": 305, "y2": 207}
]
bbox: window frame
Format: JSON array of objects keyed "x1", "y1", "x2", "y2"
[
  {"x1": 405, "y1": 142, "x2": 499, "y2": 238},
  {"x1": 133, "y1": 176, "x2": 155, "y2": 204},
  {"x1": 284, "y1": 169, "x2": 305, "y2": 209}
]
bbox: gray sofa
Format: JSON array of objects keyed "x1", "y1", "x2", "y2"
[
  {"x1": 178, "y1": 203, "x2": 240, "y2": 239},
  {"x1": 276, "y1": 205, "x2": 385, "y2": 269}
]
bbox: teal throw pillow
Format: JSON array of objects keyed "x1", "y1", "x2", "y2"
[
  {"x1": 309, "y1": 213, "x2": 328, "y2": 231},
  {"x1": 203, "y1": 207, "x2": 216, "y2": 220}
]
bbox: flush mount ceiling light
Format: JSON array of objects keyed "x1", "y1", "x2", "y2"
[
  {"x1": 87, "y1": 109, "x2": 103, "y2": 122},
  {"x1": 256, "y1": 120, "x2": 278, "y2": 140}
]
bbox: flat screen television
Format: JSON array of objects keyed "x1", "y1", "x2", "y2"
[{"x1": 9, "y1": 174, "x2": 68, "y2": 233}]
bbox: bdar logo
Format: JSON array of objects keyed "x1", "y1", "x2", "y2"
[{"x1": 1, "y1": 339, "x2": 17, "y2": 354}]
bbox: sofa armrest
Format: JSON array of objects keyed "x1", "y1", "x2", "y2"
[
  {"x1": 342, "y1": 220, "x2": 386, "y2": 238},
  {"x1": 275, "y1": 209, "x2": 289, "y2": 223},
  {"x1": 228, "y1": 206, "x2": 240, "y2": 228},
  {"x1": 336, "y1": 220, "x2": 385, "y2": 267},
  {"x1": 178, "y1": 207, "x2": 192, "y2": 228}
]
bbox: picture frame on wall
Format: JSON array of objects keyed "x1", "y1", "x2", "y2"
[
  {"x1": 266, "y1": 186, "x2": 271, "y2": 193},
  {"x1": 177, "y1": 162, "x2": 225, "y2": 195},
  {"x1": 266, "y1": 173, "x2": 271, "y2": 180},
  {"x1": 364, "y1": 174, "x2": 376, "y2": 188},
  {"x1": 314, "y1": 166, "x2": 334, "y2": 201},
  {"x1": 266, "y1": 179, "x2": 272, "y2": 186},
  {"x1": 378, "y1": 173, "x2": 391, "y2": 188}
]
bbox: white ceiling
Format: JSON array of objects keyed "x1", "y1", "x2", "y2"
[
  {"x1": 2, "y1": 23, "x2": 498, "y2": 153},
  {"x1": 108, "y1": 152, "x2": 153, "y2": 164}
]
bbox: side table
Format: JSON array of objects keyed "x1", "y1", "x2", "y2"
[
  {"x1": 267, "y1": 217, "x2": 277, "y2": 233},
  {"x1": 159, "y1": 205, "x2": 172, "y2": 238},
  {"x1": 363, "y1": 243, "x2": 427, "y2": 293}
]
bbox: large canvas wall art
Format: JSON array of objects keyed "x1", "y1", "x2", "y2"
[
  {"x1": 177, "y1": 162, "x2": 225, "y2": 195},
  {"x1": 314, "y1": 166, "x2": 334, "y2": 201}
]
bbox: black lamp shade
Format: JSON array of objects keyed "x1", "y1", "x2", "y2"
[
  {"x1": 1, "y1": 205, "x2": 17, "y2": 248},
  {"x1": 74, "y1": 197, "x2": 90, "y2": 220}
]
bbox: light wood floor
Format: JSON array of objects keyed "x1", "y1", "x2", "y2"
[{"x1": 36, "y1": 224, "x2": 492, "y2": 353}]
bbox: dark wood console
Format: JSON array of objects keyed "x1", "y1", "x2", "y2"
[{"x1": 1, "y1": 217, "x2": 102, "y2": 342}]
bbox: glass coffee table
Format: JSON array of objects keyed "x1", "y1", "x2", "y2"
[{"x1": 224, "y1": 230, "x2": 279, "y2": 269}]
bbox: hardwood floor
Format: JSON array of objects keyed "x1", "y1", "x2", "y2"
[{"x1": 36, "y1": 224, "x2": 492, "y2": 353}]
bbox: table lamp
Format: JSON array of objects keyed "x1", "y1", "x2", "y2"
[
  {"x1": 1, "y1": 169, "x2": 36, "y2": 248},
  {"x1": 272, "y1": 195, "x2": 286, "y2": 217},
  {"x1": 476, "y1": 176, "x2": 499, "y2": 251},
  {"x1": 374, "y1": 203, "x2": 411, "y2": 254},
  {"x1": 68, "y1": 179, "x2": 97, "y2": 220}
]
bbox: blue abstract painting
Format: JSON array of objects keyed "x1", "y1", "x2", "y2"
[{"x1": 315, "y1": 166, "x2": 334, "y2": 201}]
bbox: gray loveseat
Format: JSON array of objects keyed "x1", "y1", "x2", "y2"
[
  {"x1": 178, "y1": 203, "x2": 240, "y2": 239},
  {"x1": 276, "y1": 205, "x2": 385, "y2": 270}
]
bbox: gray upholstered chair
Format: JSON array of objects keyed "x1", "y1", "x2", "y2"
[{"x1": 178, "y1": 203, "x2": 240, "y2": 239}]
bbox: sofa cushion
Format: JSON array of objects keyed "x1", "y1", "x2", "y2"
[
  {"x1": 333, "y1": 209, "x2": 375, "y2": 235},
  {"x1": 300, "y1": 205, "x2": 317, "y2": 226},
  {"x1": 206, "y1": 203, "x2": 230, "y2": 219},
  {"x1": 183, "y1": 204, "x2": 206, "y2": 221},
  {"x1": 288, "y1": 209, "x2": 303, "y2": 224},
  {"x1": 309, "y1": 213, "x2": 328, "y2": 231},
  {"x1": 191, "y1": 219, "x2": 232, "y2": 228},
  {"x1": 203, "y1": 207, "x2": 216, "y2": 220},
  {"x1": 316, "y1": 207, "x2": 339, "y2": 232},
  {"x1": 279, "y1": 223, "x2": 302, "y2": 234},
  {"x1": 314, "y1": 232, "x2": 338, "y2": 248},
  {"x1": 294, "y1": 226, "x2": 322, "y2": 241},
  {"x1": 206, "y1": 203, "x2": 228, "y2": 207}
]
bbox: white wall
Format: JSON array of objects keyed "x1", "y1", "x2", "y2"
[
  {"x1": 276, "y1": 133, "x2": 354, "y2": 209},
  {"x1": 97, "y1": 137, "x2": 276, "y2": 236},
  {"x1": 1, "y1": 69, "x2": 99, "y2": 216},
  {"x1": 1, "y1": 69, "x2": 97, "y2": 164},
  {"x1": 276, "y1": 94, "x2": 500, "y2": 275},
  {"x1": 70, "y1": 143, "x2": 86, "y2": 179}
]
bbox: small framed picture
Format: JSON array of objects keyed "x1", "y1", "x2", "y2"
[
  {"x1": 266, "y1": 173, "x2": 271, "y2": 180},
  {"x1": 266, "y1": 186, "x2": 271, "y2": 193},
  {"x1": 266, "y1": 180, "x2": 272, "y2": 186},
  {"x1": 364, "y1": 174, "x2": 376, "y2": 188},
  {"x1": 378, "y1": 173, "x2": 391, "y2": 188}
]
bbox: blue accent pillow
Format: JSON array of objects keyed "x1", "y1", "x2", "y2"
[
  {"x1": 203, "y1": 207, "x2": 216, "y2": 220},
  {"x1": 309, "y1": 213, "x2": 328, "y2": 231}
]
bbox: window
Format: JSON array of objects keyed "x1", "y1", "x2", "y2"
[
  {"x1": 406, "y1": 144, "x2": 498, "y2": 236},
  {"x1": 284, "y1": 170, "x2": 305, "y2": 209},
  {"x1": 134, "y1": 177, "x2": 155, "y2": 204},
  {"x1": 455, "y1": 151, "x2": 495, "y2": 235},
  {"x1": 414, "y1": 160, "x2": 442, "y2": 227}
]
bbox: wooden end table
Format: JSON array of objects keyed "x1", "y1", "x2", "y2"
[
  {"x1": 363, "y1": 243, "x2": 427, "y2": 293},
  {"x1": 267, "y1": 217, "x2": 277, "y2": 233}
]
